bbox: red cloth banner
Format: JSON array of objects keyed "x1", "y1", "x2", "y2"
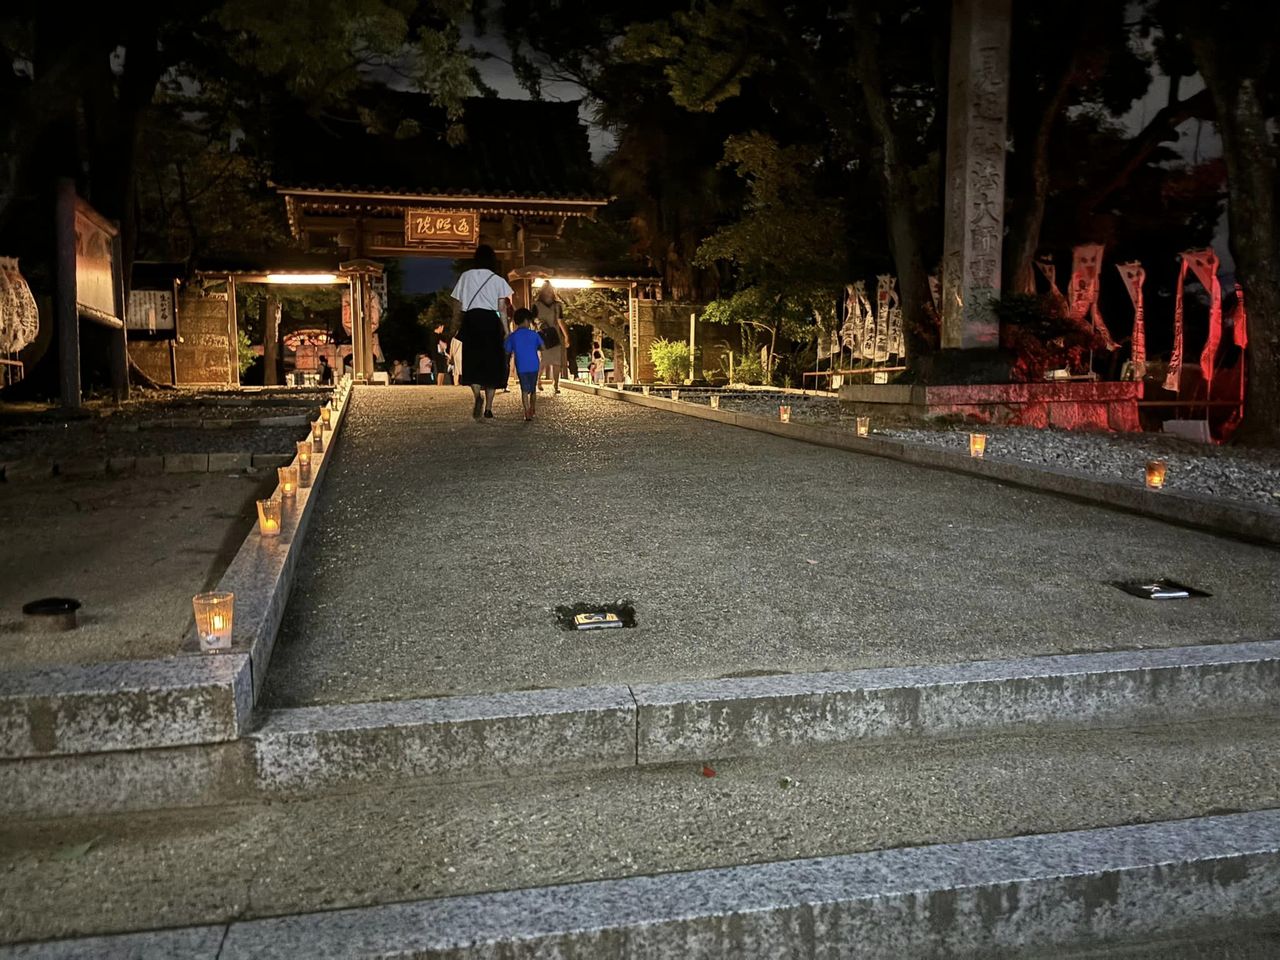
[
  {"x1": 1233, "y1": 287, "x2": 1248, "y2": 349},
  {"x1": 1069, "y1": 244, "x2": 1116, "y2": 350},
  {"x1": 1184, "y1": 249, "x2": 1222, "y2": 388},
  {"x1": 1166, "y1": 257, "x2": 1189, "y2": 393},
  {"x1": 1116, "y1": 261, "x2": 1146, "y2": 377}
]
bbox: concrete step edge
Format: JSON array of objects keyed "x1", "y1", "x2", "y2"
[{"x1": 8, "y1": 810, "x2": 1279, "y2": 959}]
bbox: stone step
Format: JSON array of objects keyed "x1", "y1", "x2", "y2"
[
  {"x1": 7, "y1": 808, "x2": 1280, "y2": 957},
  {"x1": 3, "y1": 716, "x2": 1279, "y2": 947},
  {"x1": 5, "y1": 640, "x2": 1279, "y2": 815}
]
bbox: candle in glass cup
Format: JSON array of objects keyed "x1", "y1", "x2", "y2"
[
  {"x1": 856, "y1": 416, "x2": 870, "y2": 437},
  {"x1": 969, "y1": 433, "x2": 988, "y2": 458},
  {"x1": 321, "y1": 405, "x2": 332, "y2": 428},
  {"x1": 311, "y1": 419, "x2": 324, "y2": 452},
  {"x1": 709, "y1": 395, "x2": 720, "y2": 409},
  {"x1": 779, "y1": 404, "x2": 791, "y2": 423},
  {"x1": 1145, "y1": 459, "x2": 1167, "y2": 490},
  {"x1": 257, "y1": 497, "x2": 281, "y2": 536},
  {"x1": 278, "y1": 465, "x2": 298, "y2": 499},
  {"x1": 193, "y1": 591, "x2": 234, "y2": 652}
]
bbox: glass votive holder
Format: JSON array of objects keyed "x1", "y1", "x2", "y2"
[
  {"x1": 278, "y1": 465, "x2": 298, "y2": 499},
  {"x1": 321, "y1": 405, "x2": 332, "y2": 428},
  {"x1": 969, "y1": 433, "x2": 988, "y2": 458},
  {"x1": 311, "y1": 419, "x2": 324, "y2": 452},
  {"x1": 193, "y1": 591, "x2": 234, "y2": 652},
  {"x1": 671, "y1": 389, "x2": 680, "y2": 402},
  {"x1": 257, "y1": 497, "x2": 281, "y2": 536},
  {"x1": 709, "y1": 395, "x2": 720, "y2": 410},
  {"x1": 779, "y1": 405, "x2": 791, "y2": 423},
  {"x1": 297, "y1": 439, "x2": 313, "y2": 471},
  {"x1": 1145, "y1": 459, "x2": 1167, "y2": 490},
  {"x1": 642, "y1": 385, "x2": 651, "y2": 396},
  {"x1": 856, "y1": 416, "x2": 870, "y2": 437}
]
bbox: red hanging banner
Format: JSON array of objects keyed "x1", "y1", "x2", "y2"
[
  {"x1": 1184, "y1": 249, "x2": 1222, "y2": 388},
  {"x1": 1069, "y1": 244, "x2": 1116, "y2": 350},
  {"x1": 1233, "y1": 287, "x2": 1248, "y2": 349},
  {"x1": 1116, "y1": 261, "x2": 1146, "y2": 377},
  {"x1": 1166, "y1": 256, "x2": 1189, "y2": 393}
]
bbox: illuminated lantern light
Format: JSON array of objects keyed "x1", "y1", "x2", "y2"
[
  {"x1": 193, "y1": 592, "x2": 234, "y2": 652},
  {"x1": 709, "y1": 395, "x2": 720, "y2": 410},
  {"x1": 311, "y1": 419, "x2": 324, "y2": 452},
  {"x1": 1146, "y1": 459, "x2": 1167, "y2": 490},
  {"x1": 296, "y1": 441, "x2": 313, "y2": 487},
  {"x1": 856, "y1": 416, "x2": 870, "y2": 437},
  {"x1": 257, "y1": 498, "x2": 282, "y2": 536},
  {"x1": 969, "y1": 433, "x2": 988, "y2": 459},
  {"x1": 278, "y1": 465, "x2": 298, "y2": 499},
  {"x1": 779, "y1": 405, "x2": 791, "y2": 423}
]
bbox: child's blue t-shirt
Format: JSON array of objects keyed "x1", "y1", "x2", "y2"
[{"x1": 504, "y1": 327, "x2": 545, "y2": 373}]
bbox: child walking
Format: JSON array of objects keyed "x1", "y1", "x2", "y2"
[{"x1": 504, "y1": 308, "x2": 545, "y2": 421}]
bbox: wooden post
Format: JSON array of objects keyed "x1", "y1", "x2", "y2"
[
  {"x1": 55, "y1": 179, "x2": 81, "y2": 409},
  {"x1": 227, "y1": 277, "x2": 240, "y2": 386},
  {"x1": 263, "y1": 294, "x2": 281, "y2": 385},
  {"x1": 109, "y1": 232, "x2": 130, "y2": 402},
  {"x1": 688, "y1": 311, "x2": 697, "y2": 383},
  {"x1": 349, "y1": 275, "x2": 365, "y2": 381}
]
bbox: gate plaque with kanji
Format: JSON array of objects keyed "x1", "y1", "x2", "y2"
[{"x1": 405, "y1": 209, "x2": 478, "y2": 247}]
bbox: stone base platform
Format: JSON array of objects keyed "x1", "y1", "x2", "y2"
[{"x1": 839, "y1": 381, "x2": 1140, "y2": 431}]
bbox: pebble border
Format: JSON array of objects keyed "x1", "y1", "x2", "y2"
[{"x1": 565, "y1": 382, "x2": 1280, "y2": 546}]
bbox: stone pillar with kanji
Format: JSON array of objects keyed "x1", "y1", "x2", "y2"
[{"x1": 940, "y1": 0, "x2": 1012, "y2": 350}]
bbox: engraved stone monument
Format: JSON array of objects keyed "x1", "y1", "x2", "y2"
[{"x1": 940, "y1": 0, "x2": 1012, "y2": 350}]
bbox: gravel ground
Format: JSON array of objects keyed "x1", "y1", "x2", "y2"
[
  {"x1": 662, "y1": 390, "x2": 1280, "y2": 509},
  {"x1": 0, "y1": 390, "x2": 328, "y2": 461}
]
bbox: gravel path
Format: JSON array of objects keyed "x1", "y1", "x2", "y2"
[
  {"x1": 266, "y1": 387, "x2": 1279, "y2": 707},
  {"x1": 659, "y1": 390, "x2": 1280, "y2": 509}
]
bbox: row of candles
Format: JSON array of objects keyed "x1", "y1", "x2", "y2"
[
  {"x1": 194, "y1": 377, "x2": 352, "y2": 651},
  {"x1": 662, "y1": 388, "x2": 1174, "y2": 491}
]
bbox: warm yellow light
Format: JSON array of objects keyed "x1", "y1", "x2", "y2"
[
  {"x1": 969, "y1": 433, "x2": 987, "y2": 458},
  {"x1": 212, "y1": 614, "x2": 225, "y2": 632},
  {"x1": 257, "y1": 498, "x2": 281, "y2": 536},
  {"x1": 264, "y1": 273, "x2": 340, "y2": 285},
  {"x1": 532, "y1": 277, "x2": 594, "y2": 290},
  {"x1": 709, "y1": 395, "x2": 720, "y2": 409},
  {"x1": 1145, "y1": 459, "x2": 1167, "y2": 490},
  {"x1": 856, "y1": 416, "x2": 870, "y2": 437},
  {"x1": 193, "y1": 592, "x2": 234, "y2": 652},
  {"x1": 779, "y1": 405, "x2": 791, "y2": 423},
  {"x1": 321, "y1": 406, "x2": 332, "y2": 426},
  {"x1": 278, "y1": 465, "x2": 298, "y2": 499}
]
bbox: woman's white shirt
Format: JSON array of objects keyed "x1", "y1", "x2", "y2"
[{"x1": 451, "y1": 268, "x2": 513, "y2": 312}]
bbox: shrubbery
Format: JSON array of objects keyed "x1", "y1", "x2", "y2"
[
  {"x1": 731, "y1": 354, "x2": 766, "y2": 385},
  {"x1": 650, "y1": 338, "x2": 692, "y2": 382}
]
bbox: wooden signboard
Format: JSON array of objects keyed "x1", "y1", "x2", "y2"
[
  {"x1": 74, "y1": 200, "x2": 120, "y2": 324},
  {"x1": 405, "y1": 209, "x2": 479, "y2": 247},
  {"x1": 127, "y1": 288, "x2": 176, "y2": 332}
]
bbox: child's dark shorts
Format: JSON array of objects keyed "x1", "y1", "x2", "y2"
[{"x1": 517, "y1": 370, "x2": 538, "y2": 394}]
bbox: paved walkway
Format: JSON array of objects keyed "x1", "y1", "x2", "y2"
[{"x1": 263, "y1": 387, "x2": 1280, "y2": 707}]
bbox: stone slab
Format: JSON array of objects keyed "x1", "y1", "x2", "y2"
[
  {"x1": 163, "y1": 452, "x2": 209, "y2": 473},
  {"x1": 0, "y1": 927, "x2": 226, "y2": 959},
  {"x1": 207, "y1": 451, "x2": 252, "y2": 472},
  {"x1": 2, "y1": 458, "x2": 53, "y2": 482},
  {"x1": 55, "y1": 458, "x2": 106, "y2": 477},
  {"x1": 251, "y1": 684, "x2": 636, "y2": 793},
  {"x1": 106, "y1": 456, "x2": 137, "y2": 474},
  {"x1": 0, "y1": 654, "x2": 253, "y2": 759},
  {"x1": 251, "y1": 453, "x2": 293, "y2": 468},
  {"x1": 203, "y1": 810, "x2": 1280, "y2": 958},
  {"x1": 134, "y1": 455, "x2": 164, "y2": 474},
  {"x1": 255, "y1": 414, "x2": 311, "y2": 427},
  {"x1": 633, "y1": 640, "x2": 1280, "y2": 762}
]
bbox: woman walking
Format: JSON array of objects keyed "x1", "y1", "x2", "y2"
[
  {"x1": 533, "y1": 282, "x2": 570, "y2": 393},
  {"x1": 450, "y1": 245, "x2": 513, "y2": 419}
]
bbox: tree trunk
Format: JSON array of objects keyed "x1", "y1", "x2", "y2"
[
  {"x1": 1183, "y1": 22, "x2": 1279, "y2": 444},
  {"x1": 850, "y1": 16, "x2": 934, "y2": 360}
]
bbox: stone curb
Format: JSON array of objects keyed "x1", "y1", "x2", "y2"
[
  {"x1": 0, "y1": 656, "x2": 252, "y2": 759},
  {"x1": 4, "y1": 638, "x2": 1279, "y2": 815},
  {"x1": 633, "y1": 640, "x2": 1280, "y2": 762},
  {"x1": 9, "y1": 811, "x2": 1278, "y2": 958},
  {"x1": 250, "y1": 685, "x2": 636, "y2": 794},
  {"x1": 103, "y1": 413, "x2": 311, "y2": 432},
  {"x1": 1, "y1": 450, "x2": 307, "y2": 480},
  {"x1": 0, "y1": 380, "x2": 354, "y2": 760},
  {"x1": 564, "y1": 382, "x2": 1280, "y2": 546}
]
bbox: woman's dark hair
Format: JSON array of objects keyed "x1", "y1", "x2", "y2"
[{"x1": 473, "y1": 244, "x2": 499, "y2": 272}]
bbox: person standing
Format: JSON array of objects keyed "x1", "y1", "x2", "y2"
[
  {"x1": 432, "y1": 321, "x2": 451, "y2": 386},
  {"x1": 504, "y1": 308, "x2": 545, "y2": 421},
  {"x1": 450, "y1": 244, "x2": 513, "y2": 419},
  {"x1": 533, "y1": 283, "x2": 570, "y2": 393},
  {"x1": 415, "y1": 352, "x2": 432, "y2": 384},
  {"x1": 317, "y1": 355, "x2": 334, "y2": 385}
]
